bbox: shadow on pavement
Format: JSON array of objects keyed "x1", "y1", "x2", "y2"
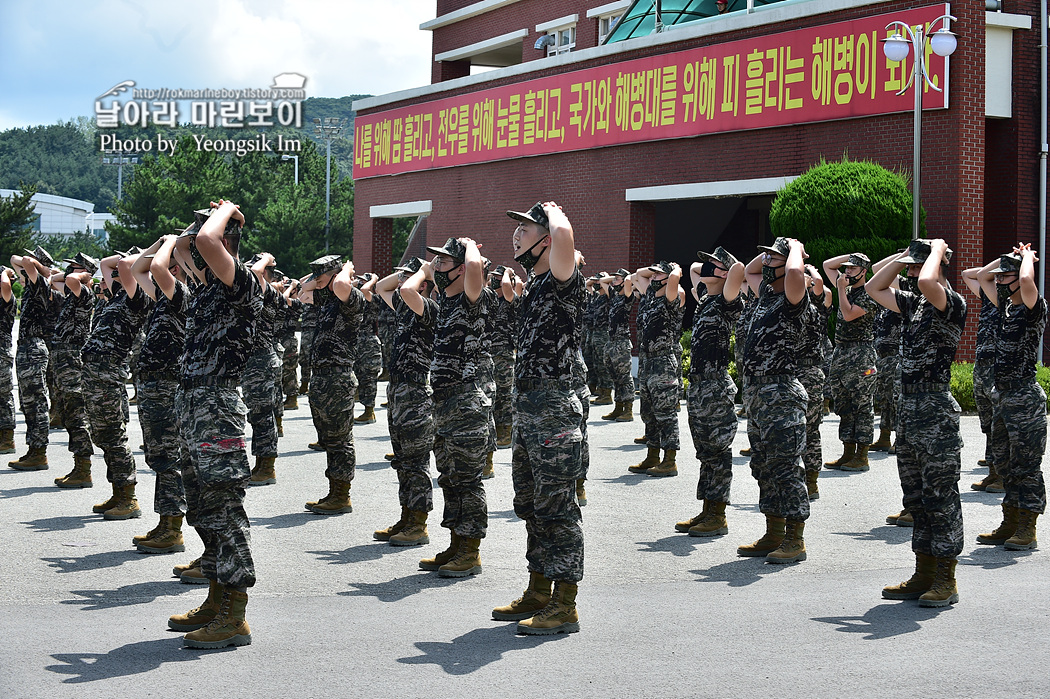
[
  {"x1": 61, "y1": 580, "x2": 195, "y2": 611},
  {"x1": 689, "y1": 558, "x2": 778, "y2": 587},
  {"x1": 251, "y1": 512, "x2": 327, "y2": 529},
  {"x1": 489, "y1": 508, "x2": 519, "y2": 521},
  {"x1": 309, "y1": 542, "x2": 396, "y2": 566},
  {"x1": 811, "y1": 602, "x2": 946, "y2": 640},
  {"x1": 0, "y1": 485, "x2": 59, "y2": 499},
  {"x1": 42, "y1": 548, "x2": 148, "y2": 574},
  {"x1": 21, "y1": 515, "x2": 100, "y2": 532},
  {"x1": 398, "y1": 625, "x2": 566, "y2": 674},
  {"x1": 834, "y1": 525, "x2": 912, "y2": 545},
  {"x1": 46, "y1": 638, "x2": 213, "y2": 683},
  {"x1": 339, "y1": 571, "x2": 461, "y2": 602},
  {"x1": 960, "y1": 546, "x2": 1028, "y2": 569},
  {"x1": 637, "y1": 534, "x2": 714, "y2": 557}
]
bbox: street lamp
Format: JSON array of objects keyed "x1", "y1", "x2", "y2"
[
  {"x1": 882, "y1": 14, "x2": 958, "y2": 240},
  {"x1": 313, "y1": 117, "x2": 347, "y2": 253},
  {"x1": 281, "y1": 154, "x2": 299, "y2": 186},
  {"x1": 100, "y1": 153, "x2": 140, "y2": 200}
]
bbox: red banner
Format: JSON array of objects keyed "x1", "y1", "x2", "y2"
[{"x1": 354, "y1": 4, "x2": 950, "y2": 179}]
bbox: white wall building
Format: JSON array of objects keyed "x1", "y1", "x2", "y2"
[{"x1": 0, "y1": 190, "x2": 101, "y2": 238}]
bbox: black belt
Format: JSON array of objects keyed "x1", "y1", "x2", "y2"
[
  {"x1": 82, "y1": 352, "x2": 126, "y2": 367},
  {"x1": 515, "y1": 377, "x2": 572, "y2": 392},
  {"x1": 996, "y1": 378, "x2": 1038, "y2": 392},
  {"x1": 180, "y1": 376, "x2": 239, "y2": 390},
  {"x1": 689, "y1": 367, "x2": 729, "y2": 380},
  {"x1": 311, "y1": 365, "x2": 354, "y2": 376},
  {"x1": 901, "y1": 382, "x2": 949, "y2": 395},
  {"x1": 390, "y1": 371, "x2": 429, "y2": 386},
  {"x1": 432, "y1": 382, "x2": 475, "y2": 402},
  {"x1": 139, "y1": 371, "x2": 179, "y2": 383},
  {"x1": 745, "y1": 373, "x2": 794, "y2": 386}
]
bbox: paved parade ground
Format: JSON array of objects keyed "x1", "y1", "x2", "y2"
[{"x1": 1, "y1": 381, "x2": 1047, "y2": 698}]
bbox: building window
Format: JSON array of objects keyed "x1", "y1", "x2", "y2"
[
  {"x1": 547, "y1": 24, "x2": 576, "y2": 56},
  {"x1": 598, "y1": 13, "x2": 622, "y2": 45}
]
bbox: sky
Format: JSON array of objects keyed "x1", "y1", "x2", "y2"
[{"x1": 0, "y1": 0, "x2": 436, "y2": 130}]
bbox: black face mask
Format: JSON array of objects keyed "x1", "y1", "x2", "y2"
[
  {"x1": 902, "y1": 276, "x2": 920, "y2": 295},
  {"x1": 488, "y1": 277, "x2": 501, "y2": 290},
  {"x1": 612, "y1": 282, "x2": 624, "y2": 293},
  {"x1": 314, "y1": 282, "x2": 331, "y2": 305},
  {"x1": 997, "y1": 281, "x2": 1018, "y2": 307},
  {"x1": 434, "y1": 267, "x2": 459, "y2": 293},
  {"x1": 762, "y1": 264, "x2": 783, "y2": 285},
  {"x1": 699, "y1": 262, "x2": 717, "y2": 278},
  {"x1": 846, "y1": 272, "x2": 866, "y2": 287},
  {"x1": 514, "y1": 236, "x2": 547, "y2": 271}
]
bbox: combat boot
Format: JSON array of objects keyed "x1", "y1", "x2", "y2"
[
  {"x1": 886, "y1": 509, "x2": 914, "y2": 527},
  {"x1": 601, "y1": 402, "x2": 623, "y2": 421},
  {"x1": 137, "y1": 515, "x2": 185, "y2": 554},
  {"x1": 92, "y1": 484, "x2": 120, "y2": 513},
  {"x1": 168, "y1": 579, "x2": 224, "y2": 631},
  {"x1": 689, "y1": 501, "x2": 729, "y2": 537},
  {"x1": 806, "y1": 470, "x2": 819, "y2": 500},
  {"x1": 248, "y1": 456, "x2": 277, "y2": 486},
  {"x1": 824, "y1": 442, "x2": 855, "y2": 470},
  {"x1": 590, "y1": 387, "x2": 613, "y2": 406},
  {"x1": 628, "y1": 447, "x2": 661, "y2": 474},
  {"x1": 840, "y1": 444, "x2": 870, "y2": 472},
  {"x1": 971, "y1": 463, "x2": 1004, "y2": 492},
  {"x1": 389, "y1": 510, "x2": 429, "y2": 547},
  {"x1": 438, "y1": 537, "x2": 482, "y2": 577},
  {"x1": 676, "y1": 501, "x2": 707, "y2": 533},
  {"x1": 977, "y1": 504, "x2": 1018, "y2": 545},
  {"x1": 305, "y1": 478, "x2": 352, "y2": 514},
  {"x1": 8, "y1": 446, "x2": 48, "y2": 471},
  {"x1": 576, "y1": 479, "x2": 587, "y2": 506},
  {"x1": 275, "y1": 416, "x2": 283, "y2": 438},
  {"x1": 55, "y1": 454, "x2": 93, "y2": 488},
  {"x1": 918, "y1": 558, "x2": 959, "y2": 607},
  {"x1": 495, "y1": 424, "x2": 512, "y2": 448},
  {"x1": 647, "y1": 449, "x2": 678, "y2": 477},
  {"x1": 374, "y1": 507, "x2": 409, "y2": 541},
  {"x1": 173, "y1": 557, "x2": 201, "y2": 579},
  {"x1": 181, "y1": 565, "x2": 209, "y2": 585},
  {"x1": 0, "y1": 428, "x2": 14, "y2": 454},
  {"x1": 103, "y1": 483, "x2": 141, "y2": 520},
  {"x1": 283, "y1": 394, "x2": 298, "y2": 410},
  {"x1": 739, "y1": 447, "x2": 752, "y2": 456},
  {"x1": 354, "y1": 406, "x2": 376, "y2": 424},
  {"x1": 492, "y1": 572, "x2": 552, "y2": 621},
  {"x1": 133, "y1": 518, "x2": 164, "y2": 545},
  {"x1": 737, "y1": 515, "x2": 786, "y2": 557},
  {"x1": 633, "y1": 435, "x2": 649, "y2": 444},
  {"x1": 308, "y1": 441, "x2": 325, "y2": 451},
  {"x1": 614, "y1": 402, "x2": 634, "y2": 422},
  {"x1": 1004, "y1": 510, "x2": 1039, "y2": 551},
  {"x1": 517, "y1": 581, "x2": 580, "y2": 635},
  {"x1": 822, "y1": 398, "x2": 830, "y2": 415},
  {"x1": 882, "y1": 552, "x2": 937, "y2": 599},
  {"x1": 299, "y1": 379, "x2": 309, "y2": 395},
  {"x1": 870, "y1": 429, "x2": 892, "y2": 452},
  {"x1": 482, "y1": 452, "x2": 495, "y2": 480},
  {"x1": 766, "y1": 520, "x2": 806, "y2": 563},
  {"x1": 183, "y1": 588, "x2": 252, "y2": 649},
  {"x1": 419, "y1": 532, "x2": 461, "y2": 571}
]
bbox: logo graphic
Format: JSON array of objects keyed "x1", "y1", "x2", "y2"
[{"x1": 270, "y1": 73, "x2": 307, "y2": 90}]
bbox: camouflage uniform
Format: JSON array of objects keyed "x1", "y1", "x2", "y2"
[
  {"x1": 354, "y1": 295, "x2": 382, "y2": 409},
  {"x1": 606, "y1": 286, "x2": 635, "y2": 403},
  {"x1": 588, "y1": 292, "x2": 612, "y2": 391},
  {"x1": 489, "y1": 288, "x2": 517, "y2": 429},
  {"x1": 827, "y1": 284, "x2": 877, "y2": 446},
  {"x1": 378, "y1": 298, "x2": 396, "y2": 377},
  {"x1": 873, "y1": 306, "x2": 903, "y2": 434},
  {"x1": 741, "y1": 280, "x2": 811, "y2": 522},
  {"x1": 51, "y1": 284, "x2": 95, "y2": 456},
  {"x1": 581, "y1": 289, "x2": 596, "y2": 387},
  {"x1": 798, "y1": 289, "x2": 831, "y2": 475},
  {"x1": 280, "y1": 298, "x2": 301, "y2": 401},
  {"x1": 15, "y1": 274, "x2": 52, "y2": 449},
  {"x1": 82, "y1": 284, "x2": 152, "y2": 485},
  {"x1": 635, "y1": 290, "x2": 652, "y2": 440},
  {"x1": 687, "y1": 287, "x2": 743, "y2": 502},
  {"x1": 733, "y1": 290, "x2": 756, "y2": 416},
  {"x1": 241, "y1": 284, "x2": 281, "y2": 458},
  {"x1": 513, "y1": 267, "x2": 585, "y2": 582},
  {"x1": 637, "y1": 283, "x2": 682, "y2": 451},
  {"x1": 0, "y1": 294, "x2": 15, "y2": 431},
  {"x1": 299, "y1": 302, "x2": 318, "y2": 389},
  {"x1": 44, "y1": 291, "x2": 62, "y2": 420},
  {"x1": 137, "y1": 280, "x2": 190, "y2": 516},
  {"x1": 893, "y1": 286, "x2": 967, "y2": 558},
  {"x1": 179, "y1": 262, "x2": 262, "y2": 588},
  {"x1": 972, "y1": 291, "x2": 998, "y2": 446}
]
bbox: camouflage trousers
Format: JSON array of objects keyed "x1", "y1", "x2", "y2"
[
  {"x1": 138, "y1": 376, "x2": 187, "y2": 516},
  {"x1": 355, "y1": 333, "x2": 382, "y2": 408},
  {"x1": 606, "y1": 335, "x2": 635, "y2": 404},
  {"x1": 83, "y1": 355, "x2": 136, "y2": 485},
  {"x1": 582, "y1": 327, "x2": 594, "y2": 386},
  {"x1": 309, "y1": 368, "x2": 358, "y2": 482},
  {"x1": 52, "y1": 346, "x2": 93, "y2": 455},
  {"x1": 827, "y1": 340, "x2": 876, "y2": 445},
  {"x1": 492, "y1": 348, "x2": 515, "y2": 427},
  {"x1": 573, "y1": 381, "x2": 591, "y2": 476},
  {"x1": 272, "y1": 341, "x2": 284, "y2": 422},
  {"x1": 478, "y1": 355, "x2": 497, "y2": 453},
  {"x1": 589, "y1": 330, "x2": 612, "y2": 389},
  {"x1": 0, "y1": 347, "x2": 14, "y2": 430},
  {"x1": 241, "y1": 347, "x2": 280, "y2": 458},
  {"x1": 973, "y1": 359, "x2": 995, "y2": 436},
  {"x1": 15, "y1": 338, "x2": 49, "y2": 448},
  {"x1": 432, "y1": 382, "x2": 489, "y2": 539},
  {"x1": 300, "y1": 328, "x2": 316, "y2": 385},
  {"x1": 46, "y1": 345, "x2": 61, "y2": 418},
  {"x1": 639, "y1": 352, "x2": 680, "y2": 451},
  {"x1": 176, "y1": 385, "x2": 254, "y2": 589},
  {"x1": 280, "y1": 332, "x2": 299, "y2": 400},
  {"x1": 874, "y1": 352, "x2": 901, "y2": 433},
  {"x1": 896, "y1": 390, "x2": 964, "y2": 558},
  {"x1": 687, "y1": 369, "x2": 738, "y2": 502},
  {"x1": 797, "y1": 365, "x2": 825, "y2": 475},
  {"x1": 387, "y1": 378, "x2": 435, "y2": 512},
  {"x1": 743, "y1": 378, "x2": 809, "y2": 521},
  {"x1": 128, "y1": 330, "x2": 144, "y2": 386},
  {"x1": 512, "y1": 383, "x2": 585, "y2": 583},
  {"x1": 990, "y1": 382, "x2": 1047, "y2": 514}
]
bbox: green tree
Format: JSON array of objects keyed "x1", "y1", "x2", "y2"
[{"x1": 0, "y1": 184, "x2": 38, "y2": 264}]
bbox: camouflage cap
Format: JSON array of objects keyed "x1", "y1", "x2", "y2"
[
  {"x1": 647, "y1": 260, "x2": 674, "y2": 275},
  {"x1": 756, "y1": 237, "x2": 791, "y2": 258},
  {"x1": 697, "y1": 246, "x2": 740, "y2": 270},
  {"x1": 248, "y1": 253, "x2": 276, "y2": 268},
  {"x1": 192, "y1": 207, "x2": 242, "y2": 236},
  {"x1": 61, "y1": 252, "x2": 100, "y2": 275},
  {"x1": 425, "y1": 237, "x2": 466, "y2": 263},
  {"x1": 614, "y1": 268, "x2": 630, "y2": 278},
  {"x1": 987, "y1": 253, "x2": 1022, "y2": 275},
  {"x1": 488, "y1": 264, "x2": 507, "y2": 278},
  {"x1": 306, "y1": 254, "x2": 342, "y2": 281},
  {"x1": 24, "y1": 246, "x2": 56, "y2": 269},
  {"x1": 394, "y1": 257, "x2": 424, "y2": 274},
  {"x1": 506, "y1": 202, "x2": 550, "y2": 229},
  {"x1": 897, "y1": 239, "x2": 953, "y2": 265},
  {"x1": 846, "y1": 253, "x2": 872, "y2": 269}
]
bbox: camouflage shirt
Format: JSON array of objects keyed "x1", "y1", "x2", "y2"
[
  {"x1": 995, "y1": 298, "x2": 1047, "y2": 384},
  {"x1": 81, "y1": 285, "x2": 152, "y2": 361},
  {"x1": 17, "y1": 274, "x2": 51, "y2": 342},
  {"x1": 301, "y1": 301, "x2": 318, "y2": 331},
  {"x1": 516, "y1": 267, "x2": 584, "y2": 380},
  {"x1": 138, "y1": 280, "x2": 189, "y2": 376},
  {"x1": 742, "y1": 282, "x2": 810, "y2": 377},
  {"x1": 637, "y1": 285, "x2": 682, "y2": 355},
  {"x1": 428, "y1": 291, "x2": 484, "y2": 389},
  {"x1": 974, "y1": 290, "x2": 999, "y2": 364},
  {"x1": 800, "y1": 290, "x2": 832, "y2": 361},
  {"x1": 834, "y1": 284, "x2": 877, "y2": 342},
  {"x1": 43, "y1": 290, "x2": 62, "y2": 343},
  {"x1": 873, "y1": 305, "x2": 903, "y2": 356},
  {"x1": 182, "y1": 262, "x2": 263, "y2": 380},
  {"x1": 591, "y1": 293, "x2": 610, "y2": 332},
  {"x1": 391, "y1": 290, "x2": 437, "y2": 377},
  {"x1": 311, "y1": 286, "x2": 365, "y2": 370},
  {"x1": 893, "y1": 286, "x2": 966, "y2": 386},
  {"x1": 690, "y1": 288, "x2": 742, "y2": 372},
  {"x1": 356, "y1": 294, "x2": 380, "y2": 339},
  {"x1": 53, "y1": 286, "x2": 95, "y2": 348},
  {"x1": 608, "y1": 288, "x2": 635, "y2": 340},
  {"x1": 283, "y1": 298, "x2": 302, "y2": 335},
  {"x1": 253, "y1": 283, "x2": 280, "y2": 351},
  {"x1": 0, "y1": 295, "x2": 15, "y2": 349},
  {"x1": 487, "y1": 292, "x2": 516, "y2": 351}
]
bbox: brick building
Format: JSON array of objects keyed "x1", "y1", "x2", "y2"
[{"x1": 352, "y1": 0, "x2": 1043, "y2": 358}]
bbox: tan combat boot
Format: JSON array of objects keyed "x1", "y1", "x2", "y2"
[
  {"x1": 0, "y1": 428, "x2": 14, "y2": 454},
  {"x1": 495, "y1": 424, "x2": 512, "y2": 448},
  {"x1": 590, "y1": 387, "x2": 613, "y2": 406},
  {"x1": 1004, "y1": 510, "x2": 1039, "y2": 551},
  {"x1": 840, "y1": 444, "x2": 870, "y2": 472},
  {"x1": 183, "y1": 588, "x2": 252, "y2": 649},
  {"x1": 305, "y1": 478, "x2": 352, "y2": 514},
  {"x1": 173, "y1": 556, "x2": 201, "y2": 579},
  {"x1": 517, "y1": 581, "x2": 580, "y2": 635},
  {"x1": 299, "y1": 379, "x2": 309, "y2": 395},
  {"x1": 647, "y1": 449, "x2": 678, "y2": 477},
  {"x1": 918, "y1": 558, "x2": 959, "y2": 607},
  {"x1": 887, "y1": 509, "x2": 914, "y2": 527},
  {"x1": 870, "y1": 429, "x2": 892, "y2": 452},
  {"x1": 482, "y1": 452, "x2": 495, "y2": 480},
  {"x1": 103, "y1": 483, "x2": 141, "y2": 520},
  {"x1": 438, "y1": 537, "x2": 482, "y2": 577},
  {"x1": 633, "y1": 435, "x2": 649, "y2": 445},
  {"x1": 492, "y1": 572, "x2": 552, "y2": 621},
  {"x1": 575, "y1": 479, "x2": 587, "y2": 506},
  {"x1": 181, "y1": 565, "x2": 209, "y2": 585},
  {"x1": 675, "y1": 501, "x2": 707, "y2": 533},
  {"x1": 419, "y1": 532, "x2": 461, "y2": 571},
  {"x1": 614, "y1": 402, "x2": 634, "y2": 422},
  {"x1": 354, "y1": 406, "x2": 376, "y2": 424},
  {"x1": 283, "y1": 394, "x2": 298, "y2": 410},
  {"x1": 971, "y1": 463, "x2": 1003, "y2": 492},
  {"x1": 275, "y1": 416, "x2": 283, "y2": 438},
  {"x1": 628, "y1": 447, "x2": 661, "y2": 474},
  {"x1": 8, "y1": 446, "x2": 48, "y2": 471},
  {"x1": 882, "y1": 552, "x2": 937, "y2": 599},
  {"x1": 133, "y1": 518, "x2": 164, "y2": 545},
  {"x1": 766, "y1": 520, "x2": 807, "y2": 563},
  {"x1": 92, "y1": 484, "x2": 120, "y2": 513},
  {"x1": 977, "y1": 504, "x2": 1018, "y2": 545},
  {"x1": 55, "y1": 454, "x2": 93, "y2": 488},
  {"x1": 601, "y1": 402, "x2": 624, "y2": 421},
  {"x1": 137, "y1": 515, "x2": 185, "y2": 554},
  {"x1": 689, "y1": 500, "x2": 728, "y2": 537},
  {"x1": 806, "y1": 470, "x2": 819, "y2": 500},
  {"x1": 824, "y1": 442, "x2": 855, "y2": 470},
  {"x1": 389, "y1": 510, "x2": 430, "y2": 547},
  {"x1": 737, "y1": 515, "x2": 786, "y2": 557},
  {"x1": 248, "y1": 456, "x2": 277, "y2": 486},
  {"x1": 168, "y1": 579, "x2": 224, "y2": 631},
  {"x1": 374, "y1": 507, "x2": 409, "y2": 541}
]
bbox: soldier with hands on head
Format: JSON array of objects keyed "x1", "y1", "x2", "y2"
[
  {"x1": 960, "y1": 264, "x2": 1002, "y2": 492},
  {"x1": 490, "y1": 264, "x2": 519, "y2": 448},
  {"x1": 353, "y1": 273, "x2": 383, "y2": 426},
  {"x1": 0, "y1": 265, "x2": 16, "y2": 454},
  {"x1": 243, "y1": 252, "x2": 282, "y2": 486},
  {"x1": 799, "y1": 264, "x2": 833, "y2": 499},
  {"x1": 599, "y1": 268, "x2": 636, "y2": 423}
]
